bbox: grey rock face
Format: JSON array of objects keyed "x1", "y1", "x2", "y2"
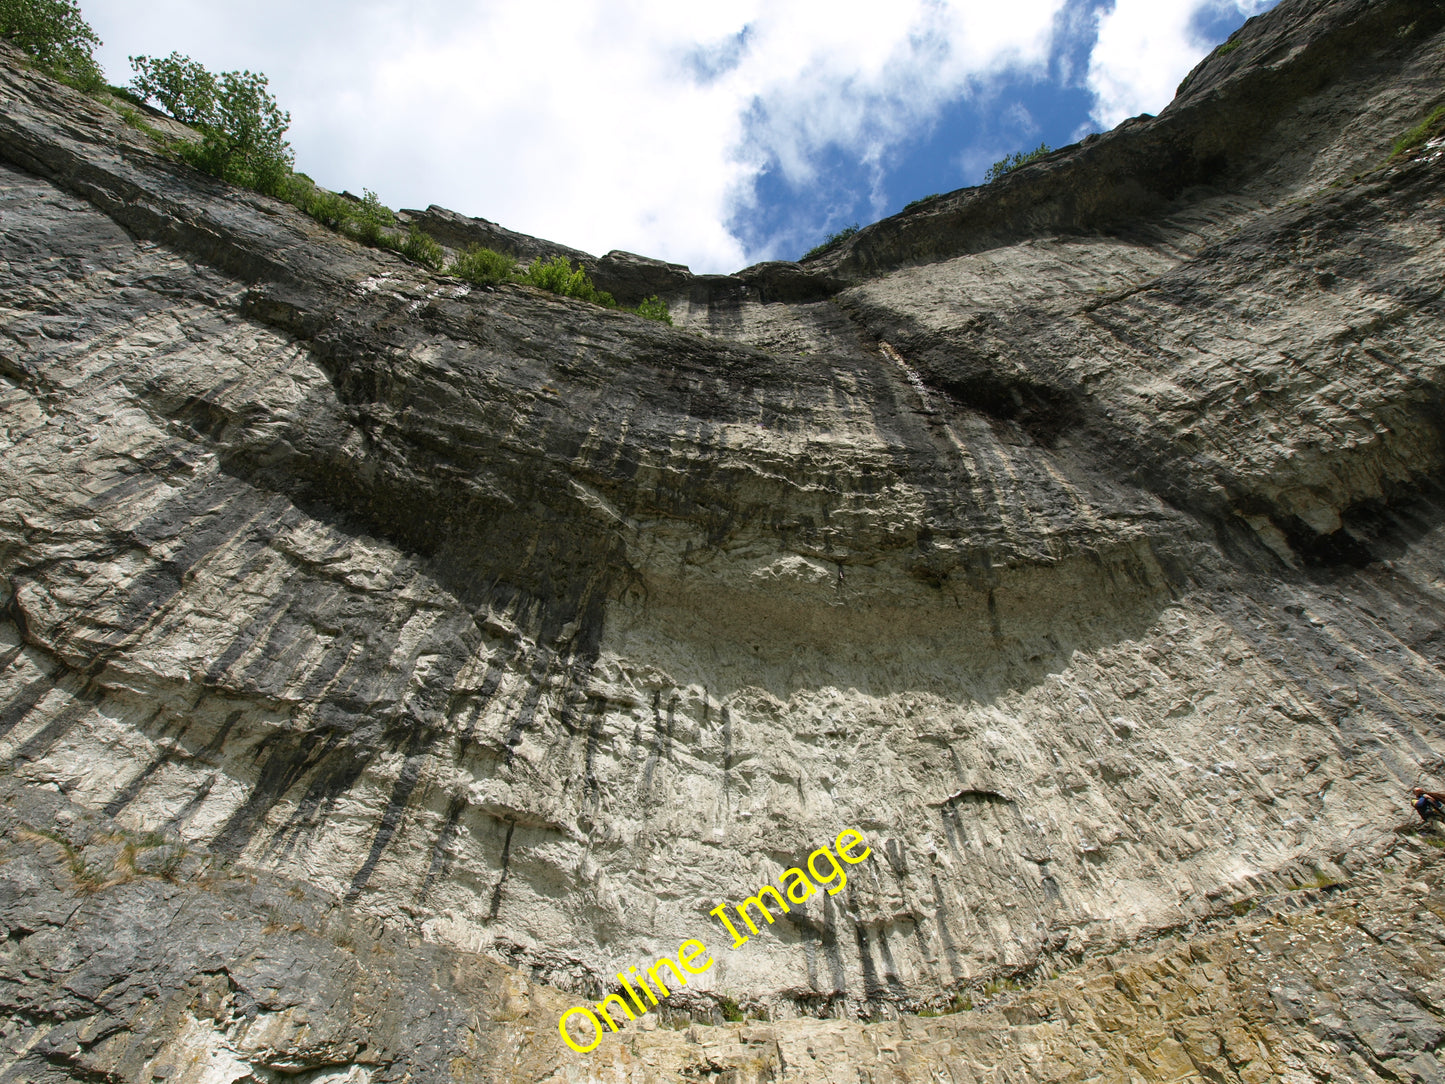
[
  {"x1": 3, "y1": 0, "x2": 1445, "y2": 1077},
  {"x1": 399, "y1": 202, "x2": 594, "y2": 268}
]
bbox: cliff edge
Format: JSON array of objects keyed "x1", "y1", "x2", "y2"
[{"x1": 4, "y1": 0, "x2": 1445, "y2": 1079}]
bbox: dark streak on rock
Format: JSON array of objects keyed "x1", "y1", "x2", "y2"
[
  {"x1": 0, "y1": 674, "x2": 54, "y2": 740},
  {"x1": 211, "y1": 730, "x2": 348, "y2": 858},
  {"x1": 101, "y1": 751, "x2": 169, "y2": 818},
  {"x1": 345, "y1": 737, "x2": 434, "y2": 902},
  {"x1": 163, "y1": 773, "x2": 216, "y2": 833},
  {"x1": 930, "y1": 873, "x2": 964, "y2": 979},
  {"x1": 421, "y1": 794, "x2": 467, "y2": 901},
  {"x1": 14, "y1": 694, "x2": 91, "y2": 762},
  {"x1": 721, "y1": 705, "x2": 733, "y2": 798},
  {"x1": 487, "y1": 819, "x2": 516, "y2": 923}
]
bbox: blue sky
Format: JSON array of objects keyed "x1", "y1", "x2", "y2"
[{"x1": 79, "y1": 0, "x2": 1279, "y2": 273}]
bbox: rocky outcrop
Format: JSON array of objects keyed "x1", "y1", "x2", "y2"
[
  {"x1": 398, "y1": 203, "x2": 594, "y2": 267},
  {"x1": 803, "y1": 0, "x2": 1445, "y2": 281},
  {"x1": 3, "y1": 0, "x2": 1445, "y2": 1078},
  {"x1": 396, "y1": 205, "x2": 834, "y2": 307}
]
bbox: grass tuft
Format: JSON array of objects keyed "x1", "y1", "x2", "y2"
[
  {"x1": 802, "y1": 223, "x2": 859, "y2": 261},
  {"x1": 116, "y1": 104, "x2": 169, "y2": 143},
  {"x1": 985, "y1": 143, "x2": 1053, "y2": 183},
  {"x1": 1392, "y1": 104, "x2": 1445, "y2": 158},
  {"x1": 982, "y1": 977, "x2": 1019, "y2": 997},
  {"x1": 917, "y1": 991, "x2": 973, "y2": 1017}
]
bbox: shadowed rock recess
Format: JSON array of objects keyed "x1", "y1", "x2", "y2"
[{"x1": 3, "y1": 0, "x2": 1445, "y2": 1078}]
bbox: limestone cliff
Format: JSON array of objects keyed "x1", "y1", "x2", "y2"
[{"x1": 3, "y1": 0, "x2": 1445, "y2": 1079}]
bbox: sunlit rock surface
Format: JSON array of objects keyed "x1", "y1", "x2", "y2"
[{"x1": 3, "y1": 0, "x2": 1445, "y2": 1078}]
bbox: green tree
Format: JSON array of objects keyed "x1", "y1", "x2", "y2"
[
  {"x1": 130, "y1": 52, "x2": 293, "y2": 194},
  {"x1": 127, "y1": 52, "x2": 214, "y2": 125},
  {"x1": 0, "y1": 0, "x2": 103, "y2": 91}
]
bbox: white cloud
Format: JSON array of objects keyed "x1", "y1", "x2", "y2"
[
  {"x1": 1086, "y1": 0, "x2": 1278, "y2": 129},
  {"x1": 81, "y1": 0, "x2": 1070, "y2": 273}
]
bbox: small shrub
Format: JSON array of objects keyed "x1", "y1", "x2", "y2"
[
  {"x1": 272, "y1": 176, "x2": 445, "y2": 261},
  {"x1": 351, "y1": 188, "x2": 394, "y2": 245},
  {"x1": 524, "y1": 253, "x2": 575, "y2": 293},
  {"x1": 1214, "y1": 39, "x2": 1241, "y2": 56},
  {"x1": 294, "y1": 182, "x2": 356, "y2": 230},
  {"x1": 716, "y1": 995, "x2": 745, "y2": 1023},
  {"x1": 904, "y1": 193, "x2": 942, "y2": 211},
  {"x1": 0, "y1": 0, "x2": 103, "y2": 91},
  {"x1": 129, "y1": 51, "x2": 214, "y2": 125},
  {"x1": 984, "y1": 142, "x2": 1053, "y2": 183},
  {"x1": 449, "y1": 245, "x2": 517, "y2": 286},
  {"x1": 523, "y1": 255, "x2": 614, "y2": 305},
  {"x1": 634, "y1": 295, "x2": 672, "y2": 324},
  {"x1": 1230, "y1": 899, "x2": 1256, "y2": 916},
  {"x1": 525, "y1": 255, "x2": 575, "y2": 295},
  {"x1": 400, "y1": 225, "x2": 445, "y2": 269},
  {"x1": 1391, "y1": 104, "x2": 1445, "y2": 158}
]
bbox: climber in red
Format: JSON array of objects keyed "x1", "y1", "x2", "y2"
[{"x1": 1413, "y1": 788, "x2": 1445, "y2": 823}]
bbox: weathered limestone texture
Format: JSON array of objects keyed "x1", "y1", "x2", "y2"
[{"x1": 3, "y1": 0, "x2": 1445, "y2": 1077}]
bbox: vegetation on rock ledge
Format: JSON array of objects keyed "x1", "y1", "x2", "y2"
[
  {"x1": 984, "y1": 142, "x2": 1053, "y2": 183},
  {"x1": 802, "y1": 222, "x2": 859, "y2": 261},
  {"x1": 130, "y1": 51, "x2": 294, "y2": 194},
  {"x1": 0, "y1": 0, "x2": 102, "y2": 90},
  {"x1": 9, "y1": 1, "x2": 679, "y2": 327},
  {"x1": 1391, "y1": 104, "x2": 1445, "y2": 158},
  {"x1": 447, "y1": 246, "x2": 672, "y2": 322}
]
